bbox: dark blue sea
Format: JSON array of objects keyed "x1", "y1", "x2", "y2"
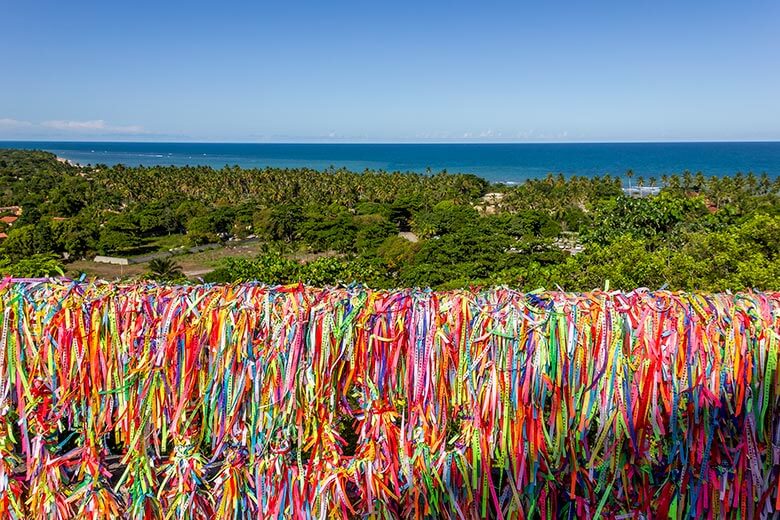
[{"x1": 2, "y1": 141, "x2": 779, "y2": 183}]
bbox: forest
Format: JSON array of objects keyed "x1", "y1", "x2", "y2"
[{"x1": 0, "y1": 148, "x2": 778, "y2": 290}]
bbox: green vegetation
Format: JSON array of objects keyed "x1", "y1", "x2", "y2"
[
  {"x1": 0, "y1": 148, "x2": 778, "y2": 290},
  {"x1": 0, "y1": 254, "x2": 64, "y2": 277}
]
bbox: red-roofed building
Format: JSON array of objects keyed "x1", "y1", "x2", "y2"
[
  {"x1": 0, "y1": 233, "x2": 7, "y2": 240},
  {"x1": 0, "y1": 215, "x2": 17, "y2": 225}
]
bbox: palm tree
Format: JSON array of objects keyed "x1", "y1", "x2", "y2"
[
  {"x1": 758, "y1": 172, "x2": 771, "y2": 195},
  {"x1": 695, "y1": 172, "x2": 705, "y2": 191},
  {"x1": 746, "y1": 172, "x2": 757, "y2": 194},
  {"x1": 147, "y1": 257, "x2": 183, "y2": 281},
  {"x1": 682, "y1": 170, "x2": 693, "y2": 191}
]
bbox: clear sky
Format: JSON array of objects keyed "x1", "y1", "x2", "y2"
[{"x1": 1, "y1": 0, "x2": 779, "y2": 142}]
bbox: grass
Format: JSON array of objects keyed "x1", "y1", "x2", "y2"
[
  {"x1": 67, "y1": 234, "x2": 341, "y2": 281},
  {"x1": 68, "y1": 239, "x2": 268, "y2": 280}
]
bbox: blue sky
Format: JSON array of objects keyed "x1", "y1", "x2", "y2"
[{"x1": 1, "y1": 0, "x2": 779, "y2": 142}]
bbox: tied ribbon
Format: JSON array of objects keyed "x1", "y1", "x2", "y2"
[{"x1": 0, "y1": 279, "x2": 777, "y2": 518}]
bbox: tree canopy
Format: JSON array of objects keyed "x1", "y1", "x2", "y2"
[{"x1": 1, "y1": 148, "x2": 778, "y2": 291}]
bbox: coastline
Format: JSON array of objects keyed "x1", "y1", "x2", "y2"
[
  {"x1": 55, "y1": 155, "x2": 78, "y2": 167},
  {"x1": 4, "y1": 141, "x2": 778, "y2": 182}
]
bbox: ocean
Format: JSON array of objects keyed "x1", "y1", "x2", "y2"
[{"x1": 2, "y1": 141, "x2": 779, "y2": 183}]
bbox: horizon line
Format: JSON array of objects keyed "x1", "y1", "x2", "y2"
[{"x1": 2, "y1": 138, "x2": 780, "y2": 146}]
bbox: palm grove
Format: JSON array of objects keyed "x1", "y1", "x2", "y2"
[{"x1": 0, "y1": 149, "x2": 778, "y2": 290}]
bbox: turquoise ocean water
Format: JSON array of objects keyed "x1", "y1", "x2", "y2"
[{"x1": 2, "y1": 141, "x2": 779, "y2": 183}]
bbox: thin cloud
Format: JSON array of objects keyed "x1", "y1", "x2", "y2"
[
  {"x1": 0, "y1": 117, "x2": 150, "y2": 138},
  {"x1": 0, "y1": 118, "x2": 33, "y2": 128},
  {"x1": 41, "y1": 119, "x2": 146, "y2": 134}
]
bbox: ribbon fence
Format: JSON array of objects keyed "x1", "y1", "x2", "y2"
[{"x1": 0, "y1": 279, "x2": 779, "y2": 519}]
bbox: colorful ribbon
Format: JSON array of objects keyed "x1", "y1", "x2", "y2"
[{"x1": 0, "y1": 279, "x2": 778, "y2": 518}]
